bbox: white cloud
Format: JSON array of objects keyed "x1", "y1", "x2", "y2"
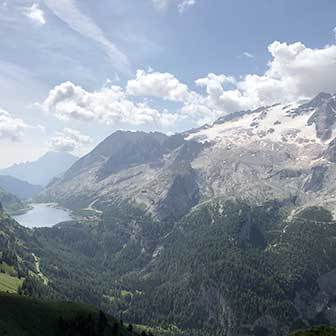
[
  {"x1": 177, "y1": 0, "x2": 195, "y2": 14},
  {"x1": 41, "y1": 41, "x2": 336, "y2": 130},
  {"x1": 238, "y1": 41, "x2": 336, "y2": 105},
  {"x1": 42, "y1": 81, "x2": 178, "y2": 127},
  {"x1": 24, "y1": 3, "x2": 46, "y2": 26},
  {"x1": 44, "y1": 0, "x2": 130, "y2": 74},
  {"x1": 194, "y1": 41, "x2": 336, "y2": 117},
  {"x1": 127, "y1": 69, "x2": 192, "y2": 102},
  {"x1": 49, "y1": 127, "x2": 92, "y2": 153},
  {"x1": 193, "y1": 74, "x2": 248, "y2": 116},
  {"x1": 243, "y1": 51, "x2": 254, "y2": 58},
  {"x1": 151, "y1": 0, "x2": 170, "y2": 11},
  {"x1": 151, "y1": 0, "x2": 196, "y2": 13},
  {"x1": 0, "y1": 108, "x2": 28, "y2": 141}
]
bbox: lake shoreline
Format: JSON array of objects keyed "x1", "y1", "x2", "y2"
[{"x1": 13, "y1": 203, "x2": 73, "y2": 229}]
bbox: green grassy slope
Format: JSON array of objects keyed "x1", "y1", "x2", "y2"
[
  {"x1": 291, "y1": 326, "x2": 336, "y2": 336},
  {"x1": 0, "y1": 293, "x2": 140, "y2": 336},
  {"x1": 0, "y1": 272, "x2": 23, "y2": 293}
]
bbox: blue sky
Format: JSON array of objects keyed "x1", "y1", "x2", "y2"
[{"x1": 0, "y1": 0, "x2": 336, "y2": 167}]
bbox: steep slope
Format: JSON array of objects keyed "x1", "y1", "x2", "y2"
[
  {"x1": 38, "y1": 131, "x2": 202, "y2": 221},
  {"x1": 26, "y1": 200, "x2": 336, "y2": 336},
  {"x1": 126, "y1": 202, "x2": 336, "y2": 336},
  {"x1": 0, "y1": 207, "x2": 161, "y2": 336},
  {"x1": 0, "y1": 175, "x2": 42, "y2": 200},
  {"x1": 0, "y1": 187, "x2": 25, "y2": 213},
  {"x1": 0, "y1": 205, "x2": 49, "y2": 295},
  {"x1": 0, "y1": 151, "x2": 78, "y2": 186},
  {"x1": 0, "y1": 293, "x2": 140, "y2": 336}
]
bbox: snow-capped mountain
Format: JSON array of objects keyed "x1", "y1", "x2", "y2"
[
  {"x1": 186, "y1": 92, "x2": 336, "y2": 145},
  {"x1": 39, "y1": 92, "x2": 336, "y2": 217}
]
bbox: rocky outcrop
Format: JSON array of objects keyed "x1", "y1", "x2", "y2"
[
  {"x1": 307, "y1": 95, "x2": 336, "y2": 141},
  {"x1": 323, "y1": 137, "x2": 336, "y2": 162},
  {"x1": 303, "y1": 166, "x2": 327, "y2": 192},
  {"x1": 157, "y1": 164, "x2": 199, "y2": 221},
  {"x1": 291, "y1": 92, "x2": 332, "y2": 117}
]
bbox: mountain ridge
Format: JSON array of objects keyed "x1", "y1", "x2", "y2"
[
  {"x1": 39, "y1": 92, "x2": 336, "y2": 216},
  {"x1": 0, "y1": 151, "x2": 78, "y2": 187},
  {"x1": 0, "y1": 175, "x2": 42, "y2": 200}
]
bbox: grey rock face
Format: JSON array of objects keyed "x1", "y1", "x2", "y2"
[
  {"x1": 157, "y1": 164, "x2": 200, "y2": 221},
  {"x1": 291, "y1": 92, "x2": 332, "y2": 117},
  {"x1": 97, "y1": 133, "x2": 186, "y2": 180},
  {"x1": 304, "y1": 166, "x2": 327, "y2": 192},
  {"x1": 324, "y1": 137, "x2": 336, "y2": 162},
  {"x1": 272, "y1": 168, "x2": 304, "y2": 180},
  {"x1": 64, "y1": 131, "x2": 170, "y2": 180},
  {"x1": 307, "y1": 95, "x2": 336, "y2": 141}
]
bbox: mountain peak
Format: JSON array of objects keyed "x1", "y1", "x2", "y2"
[{"x1": 0, "y1": 151, "x2": 79, "y2": 186}]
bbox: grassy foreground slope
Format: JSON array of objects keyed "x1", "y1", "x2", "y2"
[
  {"x1": 0, "y1": 292, "x2": 139, "y2": 336},
  {"x1": 291, "y1": 326, "x2": 336, "y2": 336},
  {"x1": 0, "y1": 272, "x2": 23, "y2": 293}
]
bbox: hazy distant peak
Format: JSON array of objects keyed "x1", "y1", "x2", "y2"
[{"x1": 0, "y1": 151, "x2": 78, "y2": 186}]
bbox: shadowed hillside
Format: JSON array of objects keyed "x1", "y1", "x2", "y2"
[{"x1": 0, "y1": 293, "x2": 142, "y2": 336}]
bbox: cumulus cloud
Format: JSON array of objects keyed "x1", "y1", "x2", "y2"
[
  {"x1": 194, "y1": 41, "x2": 336, "y2": 117},
  {"x1": 41, "y1": 41, "x2": 336, "y2": 130},
  {"x1": 42, "y1": 81, "x2": 178, "y2": 127},
  {"x1": 49, "y1": 128, "x2": 92, "y2": 153},
  {"x1": 24, "y1": 3, "x2": 46, "y2": 26},
  {"x1": 238, "y1": 41, "x2": 336, "y2": 105},
  {"x1": 177, "y1": 0, "x2": 196, "y2": 13},
  {"x1": 127, "y1": 69, "x2": 192, "y2": 102},
  {"x1": 0, "y1": 108, "x2": 28, "y2": 141}
]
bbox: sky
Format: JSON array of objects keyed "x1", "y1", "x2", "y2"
[{"x1": 1, "y1": 0, "x2": 336, "y2": 167}]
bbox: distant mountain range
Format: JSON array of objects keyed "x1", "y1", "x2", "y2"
[
  {"x1": 0, "y1": 151, "x2": 78, "y2": 187},
  {"x1": 0, "y1": 175, "x2": 42, "y2": 200}
]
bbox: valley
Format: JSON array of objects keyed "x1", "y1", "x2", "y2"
[
  {"x1": 2, "y1": 93, "x2": 336, "y2": 335},
  {"x1": 2, "y1": 3, "x2": 336, "y2": 334}
]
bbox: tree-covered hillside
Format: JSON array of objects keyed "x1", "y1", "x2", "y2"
[
  {"x1": 0, "y1": 186, "x2": 26, "y2": 214},
  {"x1": 16, "y1": 198, "x2": 336, "y2": 336},
  {"x1": 0, "y1": 293, "x2": 142, "y2": 336}
]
